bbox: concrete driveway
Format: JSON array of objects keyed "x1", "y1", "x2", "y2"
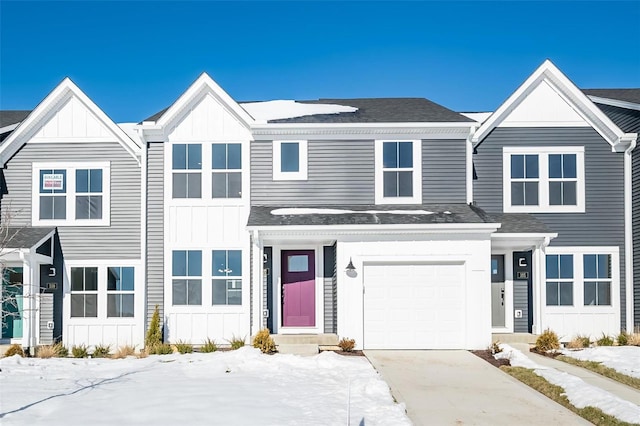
[{"x1": 365, "y1": 350, "x2": 590, "y2": 426}]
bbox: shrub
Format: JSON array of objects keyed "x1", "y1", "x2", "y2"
[
  {"x1": 252, "y1": 328, "x2": 276, "y2": 354},
  {"x1": 145, "y1": 305, "x2": 162, "y2": 350},
  {"x1": 201, "y1": 338, "x2": 218, "y2": 353},
  {"x1": 566, "y1": 335, "x2": 590, "y2": 349},
  {"x1": 535, "y1": 328, "x2": 560, "y2": 352},
  {"x1": 338, "y1": 337, "x2": 356, "y2": 352},
  {"x1": 4, "y1": 344, "x2": 25, "y2": 357},
  {"x1": 617, "y1": 332, "x2": 629, "y2": 346},
  {"x1": 151, "y1": 343, "x2": 173, "y2": 355},
  {"x1": 229, "y1": 335, "x2": 246, "y2": 350},
  {"x1": 596, "y1": 333, "x2": 614, "y2": 347},
  {"x1": 629, "y1": 333, "x2": 640, "y2": 346},
  {"x1": 92, "y1": 344, "x2": 111, "y2": 358},
  {"x1": 113, "y1": 345, "x2": 136, "y2": 359},
  {"x1": 174, "y1": 341, "x2": 193, "y2": 354},
  {"x1": 71, "y1": 344, "x2": 89, "y2": 358},
  {"x1": 489, "y1": 341, "x2": 502, "y2": 354},
  {"x1": 36, "y1": 342, "x2": 68, "y2": 358}
]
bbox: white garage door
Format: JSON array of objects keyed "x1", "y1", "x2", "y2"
[{"x1": 364, "y1": 263, "x2": 466, "y2": 349}]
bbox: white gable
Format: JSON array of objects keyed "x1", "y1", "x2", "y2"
[
  {"x1": 499, "y1": 80, "x2": 588, "y2": 127},
  {"x1": 168, "y1": 92, "x2": 252, "y2": 142},
  {"x1": 32, "y1": 95, "x2": 115, "y2": 140}
]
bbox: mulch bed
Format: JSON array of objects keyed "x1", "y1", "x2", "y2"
[
  {"x1": 529, "y1": 347, "x2": 562, "y2": 358},
  {"x1": 471, "y1": 349, "x2": 510, "y2": 368}
]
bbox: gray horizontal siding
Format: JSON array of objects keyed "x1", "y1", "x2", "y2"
[
  {"x1": 251, "y1": 140, "x2": 375, "y2": 205},
  {"x1": 474, "y1": 127, "x2": 626, "y2": 328},
  {"x1": 513, "y1": 280, "x2": 529, "y2": 333},
  {"x1": 634, "y1": 148, "x2": 640, "y2": 327},
  {"x1": 323, "y1": 244, "x2": 337, "y2": 334},
  {"x1": 1, "y1": 142, "x2": 141, "y2": 259},
  {"x1": 146, "y1": 142, "x2": 164, "y2": 328},
  {"x1": 423, "y1": 139, "x2": 467, "y2": 203}
]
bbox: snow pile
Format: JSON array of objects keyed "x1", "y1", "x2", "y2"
[
  {"x1": 241, "y1": 100, "x2": 357, "y2": 122},
  {"x1": 561, "y1": 346, "x2": 640, "y2": 379},
  {"x1": 0, "y1": 348, "x2": 410, "y2": 426},
  {"x1": 495, "y1": 344, "x2": 640, "y2": 424},
  {"x1": 270, "y1": 208, "x2": 435, "y2": 215}
]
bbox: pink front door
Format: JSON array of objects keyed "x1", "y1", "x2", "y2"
[{"x1": 281, "y1": 250, "x2": 315, "y2": 327}]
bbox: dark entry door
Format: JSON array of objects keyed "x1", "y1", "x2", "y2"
[{"x1": 281, "y1": 250, "x2": 315, "y2": 327}]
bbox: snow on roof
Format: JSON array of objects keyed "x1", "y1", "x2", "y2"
[
  {"x1": 240, "y1": 100, "x2": 357, "y2": 122},
  {"x1": 270, "y1": 208, "x2": 439, "y2": 215},
  {"x1": 460, "y1": 112, "x2": 492, "y2": 123}
]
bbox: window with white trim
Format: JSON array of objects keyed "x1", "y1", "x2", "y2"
[
  {"x1": 583, "y1": 254, "x2": 611, "y2": 306},
  {"x1": 33, "y1": 163, "x2": 110, "y2": 226},
  {"x1": 273, "y1": 140, "x2": 307, "y2": 180},
  {"x1": 107, "y1": 267, "x2": 134, "y2": 317},
  {"x1": 172, "y1": 250, "x2": 202, "y2": 305},
  {"x1": 545, "y1": 255, "x2": 573, "y2": 306},
  {"x1": 212, "y1": 250, "x2": 242, "y2": 305},
  {"x1": 375, "y1": 140, "x2": 422, "y2": 204},
  {"x1": 173, "y1": 144, "x2": 202, "y2": 198},
  {"x1": 503, "y1": 147, "x2": 584, "y2": 213},
  {"x1": 70, "y1": 267, "x2": 98, "y2": 317},
  {"x1": 212, "y1": 143, "x2": 241, "y2": 198}
]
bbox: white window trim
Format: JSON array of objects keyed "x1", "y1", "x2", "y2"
[
  {"x1": 503, "y1": 146, "x2": 585, "y2": 213},
  {"x1": 211, "y1": 142, "x2": 243, "y2": 200},
  {"x1": 273, "y1": 140, "x2": 308, "y2": 181},
  {"x1": 375, "y1": 140, "x2": 422, "y2": 205},
  {"x1": 543, "y1": 246, "x2": 619, "y2": 312},
  {"x1": 211, "y1": 249, "x2": 243, "y2": 306},
  {"x1": 32, "y1": 162, "x2": 111, "y2": 227}
]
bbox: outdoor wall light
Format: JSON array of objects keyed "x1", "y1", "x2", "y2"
[{"x1": 345, "y1": 257, "x2": 356, "y2": 272}]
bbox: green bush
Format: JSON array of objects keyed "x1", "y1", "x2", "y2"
[
  {"x1": 71, "y1": 344, "x2": 89, "y2": 358},
  {"x1": 596, "y1": 333, "x2": 614, "y2": 346},
  {"x1": 145, "y1": 305, "x2": 163, "y2": 351},
  {"x1": 201, "y1": 338, "x2": 218, "y2": 353},
  {"x1": 252, "y1": 329, "x2": 276, "y2": 354},
  {"x1": 617, "y1": 332, "x2": 629, "y2": 346},
  {"x1": 36, "y1": 342, "x2": 68, "y2": 358},
  {"x1": 4, "y1": 344, "x2": 24, "y2": 357},
  {"x1": 535, "y1": 328, "x2": 560, "y2": 352},
  {"x1": 228, "y1": 335, "x2": 245, "y2": 350},
  {"x1": 149, "y1": 343, "x2": 173, "y2": 355},
  {"x1": 338, "y1": 337, "x2": 356, "y2": 352},
  {"x1": 489, "y1": 341, "x2": 503, "y2": 354},
  {"x1": 567, "y1": 335, "x2": 590, "y2": 349},
  {"x1": 92, "y1": 344, "x2": 111, "y2": 358},
  {"x1": 174, "y1": 341, "x2": 193, "y2": 354}
]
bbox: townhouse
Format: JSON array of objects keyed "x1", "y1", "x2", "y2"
[{"x1": 0, "y1": 60, "x2": 637, "y2": 352}]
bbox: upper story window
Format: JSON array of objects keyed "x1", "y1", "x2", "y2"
[
  {"x1": 273, "y1": 140, "x2": 307, "y2": 181},
  {"x1": 212, "y1": 143, "x2": 241, "y2": 198},
  {"x1": 503, "y1": 147, "x2": 584, "y2": 213},
  {"x1": 173, "y1": 144, "x2": 202, "y2": 198},
  {"x1": 375, "y1": 140, "x2": 422, "y2": 204},
  {"x1": 33, "y1": 162, "x2": 110, "y2": 227}
]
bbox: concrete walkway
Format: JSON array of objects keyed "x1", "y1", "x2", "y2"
[
  {"x1": 513, "y1": 345, "x2": 640, "y2": 406},
  {"x1": 365, "y1": 350, "x2": 590, "y2": 426}
]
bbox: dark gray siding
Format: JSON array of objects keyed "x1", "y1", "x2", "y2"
[
  {"x1": 422, "y1": 139, "x2": 467, "y2": 203},
  {"x1": 513, "y1": 279, "x2": 529, "y2": 333},
  {"x1": 323, "y1": 244, "x2": 337, "y2": 333},
  {"x1": 1, "y1": 142, "x2": 141, "y2": 259},
  {"x1": 146, "y1": 142, "x2": 164, "y2": 327},
  {"x1": 474, "y1": 127, "x2": 626, "y2": 328},
  {"x1": 634, "y1": 148, "x2": 640, "y2": 327}
]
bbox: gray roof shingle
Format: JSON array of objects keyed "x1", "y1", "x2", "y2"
[
  {"x1": 583, "y1": 89, "x2": 640, "y2": 105},
  {"x1": 487, "y1": 213, "x2": 552, "y2": 234},
  {"x1": 0, "y1": 110, "x2": 31, "y2": 128},
  {"x1": 1, "y1": 227, "x2": 55, "y2": 248}
]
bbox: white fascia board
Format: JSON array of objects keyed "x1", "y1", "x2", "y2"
[
  {"x1": 0, "y1": 78, "x2": 142, "y2": 166},
  {"x1": 247, "y1": 223, "x2": 501, "y2": 234},
  {"x1": 155, "y1": 72, "x2": 255, "y2": 130},
  {"x1": 613, "y1": 133, "x2": 638, "y2": 153},
  {"x1": 471, "y1": 60, "x2": 624, "y2": 147},
  {"x1": 589, "y1": 96, "x2": 640, "y2": 112},
  {"x1": 0, "y1": 123, "x2": 20, "y2": 134},
  {"x1": 491, "y1": 232, "x2": 558, "y2": 240}
]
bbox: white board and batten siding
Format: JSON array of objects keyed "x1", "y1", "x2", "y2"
[
  {"x1": 337, "y1": 237, "x2": 492, "y2": 350},
  {"x1": 163, "y1": 92, "x2": 253, "y2": 345}
]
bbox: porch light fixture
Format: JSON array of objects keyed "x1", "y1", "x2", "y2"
[{"x1": 345, "y1": 258, "x2": 356, "y2": 272}]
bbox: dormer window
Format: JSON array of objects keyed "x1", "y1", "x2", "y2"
[{"x1": 375, "y1": 140, "x2": 422, "y2": 204}]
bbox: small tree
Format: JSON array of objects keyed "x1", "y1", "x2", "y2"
[{"x1": 145, "y1": 305, "x2": 162, "y2": 350}]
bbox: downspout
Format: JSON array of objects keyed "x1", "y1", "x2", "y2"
[
  {"x1": 623, "y1": 138, "x2": 637, "y2": 333},
  {"x1": 533, "y1": 236, "x2": 553, "y2": 335},
  {"x1": 138, "y1": 128, "x2": 148, "y2": 337}
]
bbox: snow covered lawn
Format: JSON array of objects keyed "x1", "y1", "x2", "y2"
[
  {"x1": 0, "y1": 348, "x2": 410, "y2": 426},
  {"x1": 495, "y1": 344, "x2": 640, "y2": 424},
  {"x1": 561, "y1": 346, "x2": 640, "y2": 379}
]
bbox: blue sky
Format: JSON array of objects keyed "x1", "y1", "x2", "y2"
[{"x1": 1, "y1": 1, "x2": 639, "y2": 122}]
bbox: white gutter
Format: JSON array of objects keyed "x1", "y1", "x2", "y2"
[
  {"x1": 0, "y1": 123, "x2": 20, "y2": 134},
  {"x1": 251, "y1": 121, "x2": 477, "y2": 130},
  {"x1": 137, "y1": 126, "x2": 148, "y2": 332},
  {"x1": 247, "y1": 223, "x2": 501, "y2": 234},
  {"x1": 624, "y1": 138, "x2": 637, "y2": 333},
  {"x1": 588, "y1": 96, "x2": 640, "y2": 112}
]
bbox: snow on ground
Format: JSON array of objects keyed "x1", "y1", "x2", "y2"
[
  {"x1": 0, "y1": 348, "x2": 410, "y2": 426},
  {"x1": 241, "y1": 100, "x2": 357, "y2": 122},
  {"x1": 270, "y1": 208, "x2": 436, "y2": 215},
  {"x1": 495, "y1": 344, "x2": 640, "y2": 424},
  {"x1": 561, "y1": 346, "x2": 640, "y2": 379}
]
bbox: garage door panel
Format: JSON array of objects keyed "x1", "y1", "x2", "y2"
[{"x1": 364, "y1": 263, "x2": 466, "y2": 349}]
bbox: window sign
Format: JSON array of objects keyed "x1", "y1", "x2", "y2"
[{"x1": 42, "y1": 173, "x2": 65, "y2": 191}]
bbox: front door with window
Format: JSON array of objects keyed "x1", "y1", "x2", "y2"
[
  {"x1": 281, "y1": 250, "x2": 315, "y2": 327},
  {"x1": 2, "y1": 267, "x2": 24, "y2": 339}
]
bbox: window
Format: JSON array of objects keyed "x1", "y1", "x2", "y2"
[
  {"x1": 273, "y1": 140, "x2": 307, "y2": 180},
  {"x1": 503, "y1": 147, "x2": 584, "y2": 213},
  {"x1": 212, "y1": 143, "x2": 241, "y2": 198},
  {"x1": 70, "y1": 267, "x2": 98, "y2": 317},
  {"x1": 76, "y1": 169, "x2": 103, "y2": 219},
  {"x1": 212, "y1": 250, "x2": 242, "y2": 305},
  {"x1": 584, "y1": 254, "x2": 611, "y2": 306},
  {"x1": 33, "y1": 163, "x2": 110, "y2": 226},
  {"x1": 172, "y1": 250, "x2": 202, "y2": 305},
  {"x1": 173, "y1": 144, "x2": 202, "y2": 198},
  {"x1": 107, "y1": 267, "x2": 134, "y2": 317},
  {"x1": 375, "y1": 140, "x2": 422, "y2": 204},
  {"x1": 545, "y1": 255, "x2": 573, "y2": 306}
]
